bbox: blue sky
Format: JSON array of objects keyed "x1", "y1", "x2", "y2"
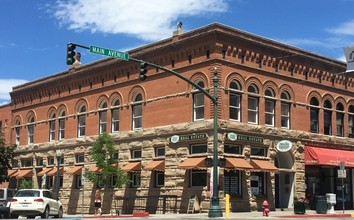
[{"x1": 1, "y1": 0, "x2": 354, "y2": 104}]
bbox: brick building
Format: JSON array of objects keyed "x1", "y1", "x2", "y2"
[{"x1": 2, "y1": 23, "x2": 354, "y2": 214}]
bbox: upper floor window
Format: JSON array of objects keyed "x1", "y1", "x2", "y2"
[
  {"x1": 155, "y1": 147, "x2": 165, "y2": 157},
  {"x1": 27, "y1": 115, "x2": 35, "y2": 144},
  {"x1": 349, "y1": 105, "x2": 354, "y2": 138},
  {"x1": 98, "y1": 101, "x2": 107, "y2": 134},
  {"x1": 77, "y1": 105, "x2": 86, "y2": 137},
  {"x1": 22, "y1": 159, "x2": 33, "y2": 167},
  {"x1": 323, "y1": 100, "x2": 332, "y2": 135},
  {"x1": 132, "y1": 94, "x2": 142, "y2": 130},
  {"x1": 229, "y1": 80, "x2": 241, "y2": 121},
  {"x1": 264, "y1": 88, "x2": 275, "y2": 127},
  {"x1": 131, "y1": 149, "x2": 142, "y2": 159},
  {"x1": 224, "y1": 144, "x2": 242, "y2": 154},
  {"x1": 280, "y1": 92, "x2": 291, "y2": 129},
  {"x1": 58, "y1": 110, "x2": 65, "y2": 140},
  {"x1": 47, "y1": 157, "x2": 55, "y2": 166},
  {"x1": 36, "y1": 158, "x2": 43, "y2": 167},
  {"x1": 111, "y1": 99, "x2": 120, "y2": 133},
  {"x1": 251, "y1": 147, "x2": 267, "y2": 157},
  {"x1": 75, "y1": 154, "x2": 85, "y2": 164},
  {"x1": 310, "y1": 97, "x2": 319, "y2": 133},
  {"x1": 49, "y1": 112, "x2": 56, "y2": 142},
  {"x1": 336, "y1": 103, "x2": 344, "y2": 137},
  {"x1": 15, "y1": 120, "x2": 20, "y2": 145},
  {"x1": 190, "y1": 144, "x2": 207, "y2": 155},
  {"x1": 193, "y1": 81, "x2": 205, "y2": 121},
  {"x1": 247, "y1": 84, "x2": 259, "y2": 124}
]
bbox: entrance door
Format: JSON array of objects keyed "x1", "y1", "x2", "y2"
[{"x1": 275, "y1": 151, "x2": 294, "y2": 209}]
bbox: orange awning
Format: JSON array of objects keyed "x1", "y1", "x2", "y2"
[
  {"x1": 177, "y1": 157, "x2": 207, "y2": 170},
  {"x1": 47, "y1": 167, "x2": 64, "y2": 176},
  {"x1": 143, "y1": 160, "x2": 165, "y2": 171},
  {"x1": 37, "y1": 168, "x2": 53, "y2": 176},
  {"x1": 250, "y1": 159, "x2": 278, "y2": 172},
  {"x1": 89, "y1": 165, "x2": 102, "y2": 173},
  {"x1": 16, "y1": 169, "x2": 33, "y2": 179},
  {"x1": 0, "y1": 182, "x2": 9, "y2": 188},
  {"x1": 225, "y1": 157, "x2": 254, "y2": 170},
  {"x1": 305, "y1": 146, "x2": 354, "y2": 167},
  {"x1": 121, "y1": 162, "x2": 141, "y2": 172},
  {"x1": 8, "y1": 169, "x2": 18, "y2": 178},
  {"x1": 66, "y1": 166, "x2": 84, "y2": 175}
]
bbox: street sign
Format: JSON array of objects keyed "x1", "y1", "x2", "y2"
[
  {"x1": 340, "y1": 161, "x2": 345, "y2": 170},
  {"x1": 338, "y1": 170, "x2": 347, "y2": 178},
  {"x1": 89, "y1": 46, "x2": 129, "y2": 61}
]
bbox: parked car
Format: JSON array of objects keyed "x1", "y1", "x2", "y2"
[
  {"x1": 10, "y1": 189, "x2": 63, "y2": 219},
  {"x1": 0, "y1": 188, "x2": 16, "y2": 218}
]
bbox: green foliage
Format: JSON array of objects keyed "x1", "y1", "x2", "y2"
[
  {"x1": 0, "y1": 131, "x2": 15, "y2": 183},
  {"x1": 84, "y1": 133, "x2": 129, "y2": 188},
  {"x1": 19, "y1": 179, "x2": 33, "y2": 189}
]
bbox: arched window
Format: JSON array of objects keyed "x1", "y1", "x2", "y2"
[
  {"x1": 323, "y1": 100, "x2": 332, "y2": 135},
  {"x1": 15, "y1": 119, "x2": 20, "y2": 145},
  {"x1": 310, "y1": 97, "x2": 320, "y2": 133},
  {"x1": 77, "y1": 105, "x2": 86, "y2": 137},
  {"x1": 280, "y1": 91, "x2": 291, "y2": 129},
  {"x1": 193, "y1": 81, "x2": 205, "y2": 121},
  {"x1": 264, "y1": 88, "x2": 275, "y2": 127},
  {"x1": 111, "y1": 99, "x2": 120, "y2": 133},
  {"x1": 99, "y1": 101, "x2": 108, "y2": 134},
  {"x1": 49, "y1": 112, "x2": 56, "y2": 141},
  {"x1": 349, "y1": 105, "x2": 354, "y2": 137},
  {"x1": 132, "y1": 94, "x2": 143, "y2": 130},
  {"x1": 247, "y1": 84, "x2": 259, "y2": 124},
  {"x1": 58, "y1": 110, "x2": 65, "y2": 140},
  {"x1": 229, "y1": 80, "x2": 241, "y2": 121},
  {"x1": 336, "y1": 103, "x2": 344, "y2": 137},
  {"x1": 27, "y1": 115, "x2": 35, "y2": 144}
]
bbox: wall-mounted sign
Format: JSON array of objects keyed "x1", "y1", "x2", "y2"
[
  {"x1": 276, "y1": 140, "x2": 292, "y2": 152},
  {"x1": 170, "y1": 133, "x2": 207, "y2": 143},
  {"x1": 227, "y1": 132, "x2": 263, "y2": 143}
]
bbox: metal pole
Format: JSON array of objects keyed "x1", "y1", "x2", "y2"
[
  {"x1": 56, "y1": 154, "x2": 60, "y2": 199},
  {"x1": 342, "y1": 176, "x2": 344, "y2": 213},
  {"x1": 208, "y1": 68, "x2": 222, "y2": 218}
]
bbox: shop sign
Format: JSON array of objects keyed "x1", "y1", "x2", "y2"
[
  {"x1": 276, "y1": 140, "x2": 292, "y2": 152},
  {"x1": 338, "y1": 170, "x2": 346, "y2": 178},
  {"x1": 227, "y1": 132, "x2": 263, "y2": 143},
  {"x1": 170, "y1": 133, "x2": 207, "y2": 143}
]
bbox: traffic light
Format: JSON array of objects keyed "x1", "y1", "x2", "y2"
[
  {"x1": 139, "y1": 62, "x2": 148, "y2": 81},
  {"x1": 66, "y1": 43, "x2": 76, "y2": 65}
]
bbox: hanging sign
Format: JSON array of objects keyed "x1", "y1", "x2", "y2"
[{"x1": 276, "y1": 140, "x2": 292, "y2": 152}]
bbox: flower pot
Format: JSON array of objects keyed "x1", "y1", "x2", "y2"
[{"x1": 294, "y1": 202, "x2": 306, "y2": 214}]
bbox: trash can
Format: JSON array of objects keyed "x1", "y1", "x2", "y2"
[{"x1": 316, "y1": 196, "x2": 327, "y2": 214}]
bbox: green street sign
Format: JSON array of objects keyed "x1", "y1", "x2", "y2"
[{"x1": 89, "y1": 45, "x2": 129, "y2": 61}]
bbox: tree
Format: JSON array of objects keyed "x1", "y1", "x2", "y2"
[
  {"x1": 84, "y1": 133, "x2": 129, "y2": 188},
  {"x1": 19, "y1": 179, "x2": 33, "y2": 189},
  {"x1": 0, "y1": 131, "x2": 15, "y2": 183}
]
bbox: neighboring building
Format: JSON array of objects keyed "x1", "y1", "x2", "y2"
[{"x1": 2, "y1": 23, "x2": 354, "y2": 214}]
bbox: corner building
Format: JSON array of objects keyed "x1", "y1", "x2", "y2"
[{"x1": 5, "y1": 23, "x2": 354, "y2": 214}]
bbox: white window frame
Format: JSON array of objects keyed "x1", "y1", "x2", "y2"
[
  {"x1": 77, "y1": 105, "x2": 86, "y2": 137},
  {"x1": 230, "y1": 92, "x2": 241, "y2": 121},
  {"x1": 265, "y1": 99, "x2": 275, "y2": 127},
  {"x1": 281, "y1": 103, "x2": 290, "y2": 129},
  {"x1": 22, "y1": 159, "x2": 33, "y2": 167},
  {"x1": 15, "y1": 122, "x2": 20, "y2": 145},
  {"x1": 193, "y1": 92, "x2": 204, "y2": 121},
  {"x1": 58, "y1": 118, "x2": 65, "y2": 140},
  {"x1": 111, "y1": 108, "x2": 120, "y2": 133},
  {"x1": 248, "y1": 97, "x2": 258, "y2": 124},
  {"x1": 27, "y1": 116, "x2": 35, "y2": 144},
  {"x1": 47, "y1": 157, "x2": 55, "y2": 166},
  {"x1": 155, "y1": 147, "x2": 165, "y2": 157},
  {"x1": 75, "y1": 154, "x2": 85, "y2": 164},
  {"x1": 49, "y1": 119, "x2": 55, "y2": 142},
  {"x1": 132, "y1": 94, "x2": 143, "y2": 130},
  {"x1": 99, "y1": 110, "x2": 107, "y2": 134},
  {"x1": 131, "y1": 150, "x2": 142, "y2": 159}
]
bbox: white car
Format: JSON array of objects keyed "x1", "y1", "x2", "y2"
[{"x1": 10, "y1": 189, "x2": 63, "y2": 219}]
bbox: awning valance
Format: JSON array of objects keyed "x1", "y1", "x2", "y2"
[
  {"x1": 8, "y1": 169, "x2": 18, "y2": 178},
  {"x1": 66, "y1": 166, "x2": 84, "y2": 175},
  {"x1": 225, "y1": 157, "x2": 254, "y2": 170},
  {"x1": 89, "y1": 165, "x2": 102, "y2": 173},
  {"x1": 37, "y1": 168, "x2": 53, "y2": 176},
  {"x1": 16, "y1": 169, "x2": 33, "y2": 179},
  {"x1": 47, "y1": 167, "x2": 64, "y2": 176},
  {"x1": 177, "y1": 157, "x2": 207, "y2": 170},
  {"x1": 250, "y1": 159, "x2": 278, "y2": 172},
  {"x1": 305, "y1": 146, "x2": 354, "y2": 167},
  {"x1": 121, "y1": 162, "x2": 141, "y2": 172},
  {"x1": 143, "y1": 160, "x2": 165, "y2": 171}
]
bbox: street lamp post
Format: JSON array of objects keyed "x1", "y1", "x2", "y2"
[{"x1": 55, "y1": 149, "x2": 62, "y2": 199}]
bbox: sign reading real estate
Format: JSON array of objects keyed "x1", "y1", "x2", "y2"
[
  {"x1": 170, "y1": 133, "x2": 207, "y2": 143},
  {"x1": 227, "y1": 132, "x2": 263, "y2": 143}
]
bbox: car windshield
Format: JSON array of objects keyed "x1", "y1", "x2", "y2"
[
  {"x1": 0, "y1": 189, "x2": 4, "y2": 199},
  {"x1": 15, "y1": 190, "x2": 40, "y2": 197}
]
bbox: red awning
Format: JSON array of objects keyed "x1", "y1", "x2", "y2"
[{"x1": 305, "y1": 146, "x2": 354, "y2": 167}]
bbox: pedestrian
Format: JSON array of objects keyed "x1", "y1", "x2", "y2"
[{"x1": 94, "y1": 189, "x2": 102, "y2": 215}]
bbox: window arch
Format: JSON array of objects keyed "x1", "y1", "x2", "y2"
[
  {"x1": 229, "y1": 80, "x2": 241, "y2": 121},
  {"x1": 132, "y1": 93, "x2": 143, "y2": 130},
  {"x1": 98, "y1": 101, "x2": 108, "y2": 134},
  {"x1": 336, "y1": 103, "x2": 344, "y2": 137},
  {"x1": 58, "y1": 110, "x2": 65, "y2": 140},
  {"x1": 323, "y1": 100, "x2": 332, "y2": 135},
  {"x1": 49, "y1": 112, "x2": 56, "y2": 142},
  {"x1": 27, "y1": 115, "x2": 35, "y2": 144},
  {"x1": 280, "y1": 91, "x2": 291, "y2": 129},
  {"x1": 264, "y1": 88, "x2": 275, "y2": 127},
  {"x1": 310, "y1": 97, "x2": 320, "y2": 133},
  {"x1": 111, "y1": 99, "x2": 120, "y2": 133},
  {"x1": 193, "y1": 80, "x2": 205, "y2": 121},
  {"x1": 247, "y1": 84, "x2": 259, "y2": 124},
  {"x1": 77, "y1": 105, "x2": 86, "y2": 137},
  {"x1": 349, "y1": 105, "x2": 354, "y2": 137}
]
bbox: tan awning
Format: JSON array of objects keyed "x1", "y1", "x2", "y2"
[
  {"x1": 143, "y1": 160, "x2": 165, "y2": 171},
  {"x1": 0, "y1": 182, "x2": 9, "y2": 188},
  {"x1": 37, "y1": 168, "x2": 53, "y2": 176},
  {"x1": 250, "y1": 159, "x2": 278, "y2": 172},
  {"x1": 16, "y1": 169, "x2": 33, "y2": 179},
  {"x1": 8, "y1": 169, "x2": 18, "y2": 178},
  {"x1": 47, "y1": 167, "x2": 64, "y2": 176},
  {"x1": 121, "y1": 162, "x2": 141, "y2": 172},
  {"x1": 66, "y1": 166, "x2": 84, "y2": 175},
  {"x1": 225, "y1": 157, "x2": 254, "y2": 170},
  {"x1": 177, "y1": 157, "x2": 207, "y2": 170},
  {"x1": 89, "y1": 165, "x2": 102, "y2": 173}
]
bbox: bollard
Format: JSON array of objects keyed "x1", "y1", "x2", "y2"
[{"x1": 225, "y1": 194, "x2": 230, "y2": 218}]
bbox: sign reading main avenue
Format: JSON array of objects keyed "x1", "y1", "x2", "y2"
[
  {"x1": 89, "y1": 46, "x2": 129, "y2": 61},
  {"x1": 170, "y1": 133, "x2": 207, "y2": 143}
]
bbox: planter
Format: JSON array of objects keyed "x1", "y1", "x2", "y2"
[{"x1": 294, "y1": 202, "x2": 306, "y2": 214}]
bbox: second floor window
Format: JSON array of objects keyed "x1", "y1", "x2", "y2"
[
  {"x1": 77, "y1": 105, "x2": 86, "y2": 137},
  {"x1": 58, "y1": 111, "x2": 65, "y2": 140},
  {"x1": 131, "y1": 149, "x2": 142, "y2": 159},
  {"x1": 251, "y1": 147, "x2": 266, "y2": 157},
  {"x1": 111, "y1": 99, "x2": 120, "y2": 133},
  {"x1": 132, "y1": 94, "x2": 143, "y2": 130},
  {"x1": 99, "y1": 102, "x2": 107, "y2": 134},
  {"x1": 349, "y1": 105, "x2": 354, "y2": 137},
  {"x1": 190, "y1": 144, "x2": 207, "y2": 155},
  {"x1": 49, "y1": 112, "x2": 56, "y2": 141},
  {"x1": 280, "y1": 91, "x2": 291, "y2": 129},
  {"x1": 15, "y1": 120, "x2": 20, "y2": 145},
  {"x1": 336, "y1": 103, "x2": 344, "y2": 137},
  {"x1": 75, "y1": 154, "x2": 85, "y2": 164},
  {"x1": 310, "y1": 97, "x2": 319, "y2": 133},
  {"x1": 323, "y1": 100, "x2": 332, "y2": 135},
  {"x1": 229, "y1": 80, "x2": 241, "y2": 121},
  {"x1": 27, "y1": 116, "x2": 35, "y2": 144},
  {"x1": 193, "y1": 81, "x2": 205, "y2": 121},
  {"x1": 264, "y1": 88, "x2": 275, "y2": 127},
  {"x1": 247, "y1": 84, "x2": 259, "y2": 124}
]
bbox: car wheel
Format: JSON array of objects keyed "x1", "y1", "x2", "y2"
[
  {"x1": 10, "y1": 213, "x2": 19, "y2": 219},
  {"x1": 41, "y1": 206, "x2": 50, "y2": 219},
  {"x1": 54, "y1": 207, "x2": 63, "y2": 218},
  {"x1": 27, "y1": 215, "x2": 36, "y2": 219}
]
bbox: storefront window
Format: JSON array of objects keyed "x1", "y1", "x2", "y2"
[
  {"x1": 250, "y1": 172, "x2": 266, "y2": 196},
  {"x1": 224, "y1": 170, "x2": 241, "y2": 196},
  {"x1": 190, "y1": 170, "x2": 207, "y2": 187}
]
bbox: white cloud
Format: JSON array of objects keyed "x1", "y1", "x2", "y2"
[
  {"x1": 0, "y1": 79, "x2": 28, "y2": 104},
  {"x1": 327, "y1": 20, "x2": 354, "y2": 36},
  {"x1": 53, "y1": 0, "x2": 228, "y2": 41}
]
